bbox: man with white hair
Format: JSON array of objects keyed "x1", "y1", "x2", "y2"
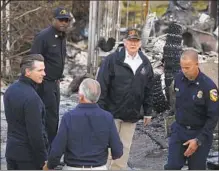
[
  {"x1": 43, "y1": 78, "x2": 123, "y2": 170},
  {"x1": 97, "y1": 28, "x2": 154, "y2": 169}
]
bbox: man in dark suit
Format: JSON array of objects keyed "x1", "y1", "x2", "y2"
[{"x1": 4, "y1": 54, "x2": 48, "y2": 170}]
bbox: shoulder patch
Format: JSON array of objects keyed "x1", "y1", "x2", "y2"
[{"x1": 210, "y1": 89, "x2": 218, "y2": 102}]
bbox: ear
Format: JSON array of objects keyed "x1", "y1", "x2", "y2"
[
  {"x1": 25, "y1": 68, "x2": 31, "y2": 76},
  {"x1": 78, "y1": 92, "x2": 84, "y2": 101},
  {"x1": 139, "y1": 41, "x2": 142, "y2": 47},
  {"x1": 52, "y1": 18, "x2": 56, "y2": 25},
  {"x1": 123, "y1": 39, "x2": 127, "y2": 47}
]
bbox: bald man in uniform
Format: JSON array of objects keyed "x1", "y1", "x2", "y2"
[{"x1": 164, "y1": 49, "x2": 219, "y2": 170}]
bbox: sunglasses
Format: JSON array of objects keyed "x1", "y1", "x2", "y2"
[{"x1": 58, "y1": 18, "x2": 70, "y2": 23}]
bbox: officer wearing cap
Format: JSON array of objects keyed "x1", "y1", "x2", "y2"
[
  {"x1": 30, "y1": 7, "x2": 71, "y2": 146},
  {"x1": 164, "y1": 49, "x2": 219, "y2": 170},
  {"x1": 97, "y1": 28, "x2": 154, "y2": 170}
]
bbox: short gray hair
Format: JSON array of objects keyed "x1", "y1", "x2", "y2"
[
  {"x1": 78, "y1": 78, "x2": 101, "y2": 103},
  {"x1": 181, "y1": 49, "x2": 198, "y2": 62},
  {"x1": 20, "y1": 54, "x2": 44, "y2": 75}
]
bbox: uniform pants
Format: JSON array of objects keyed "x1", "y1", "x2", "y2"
[
  {"x1": 62, "y1": 165, "x2": 107, "y2": 170},
  {"x1": 107, "y1": 119, "x2": 136, "y2": 170},
  {"x1": 164, "y1": 122, "x2": 213, "y2": 170},
  {"x1": 37, "y1": 80, "x2": 60, "y2": 146},
  {"x1": 6, "y1": 158, "x2": 41, "y2": 170}
]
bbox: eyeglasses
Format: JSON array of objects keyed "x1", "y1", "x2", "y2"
[{"x1": 58, "y1": 18, "x2": 70, "y2": 23}]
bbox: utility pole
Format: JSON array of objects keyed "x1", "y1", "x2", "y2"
[
  {"x1": 1, "y1": 0, "x2": 11, "y2": 76},
  {"x1": 115, "y1": 1, "x2": 121, "y2": 43},
  {"x1": 126, "y1": 1, "x2": 129, "y2": 28},
  {"x1": 208, "y1": 0, "x2": 217, "y2": 28},
  {"x1": 144, "y1": 0, "x2": 149, "y2": 21},
  {"x1": 87, "y1": 1, "x2": 98, "y2": 75}
]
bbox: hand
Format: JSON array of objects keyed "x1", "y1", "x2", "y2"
[
  {"x1": 183, "y1": 139, "x2": 198, "y2": 157},
  {"x1": 143, "y1": 117, "x2": 151, "y2": 126},
  {"x1": 43, "y1": 161, "x2": 49, "y2": 170}
]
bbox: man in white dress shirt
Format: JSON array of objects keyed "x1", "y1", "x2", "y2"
[{"x1": 97, "y1": 28, "x2": 154, "y2": 170}]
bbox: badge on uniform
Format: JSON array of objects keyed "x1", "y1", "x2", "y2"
[
  {"x1": 140, "y1": 67, "x2": 146, "y2": 75},
  {"x1": 175, "y1": 87, "x2": 179, "y2": 92},
  {"x1": 210, "y1": 89, "x2": 218, "y2": 102},
  {"x1": 197, "y1": 90, "x2": 203, "y2": 99}
]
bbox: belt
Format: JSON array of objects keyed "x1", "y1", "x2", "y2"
[
  {"x1": 176, "y1": 121, "x2": 203, "y2": 130},
  {"x1": 180, "y1": 124, "x2": 202, "y2": 130},
  {"x1": 67, "y1": 164, "x2": 103, "y2": 168}
]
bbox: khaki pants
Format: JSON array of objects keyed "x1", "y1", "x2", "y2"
[
  {"x1": 62, "y1": 165, "x2": 107, "y2": 170},
  {"x1": 107, "y1": 119, "x2": 136, "y2": 170}
]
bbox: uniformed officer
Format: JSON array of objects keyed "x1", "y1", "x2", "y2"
[
  {"x1": 164, "y1": 49, "x2": 219, "y2": 170},
  {"x1": 30, "y1": 7, "x2": 71, "y2": 146}
]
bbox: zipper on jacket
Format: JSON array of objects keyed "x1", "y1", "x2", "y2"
[
  {"x1": 60, "y1": 38, "x2": 64, "y2": 78},
  {"x1": 121, "y1": 62, "x2": 134, "y2": 75}
]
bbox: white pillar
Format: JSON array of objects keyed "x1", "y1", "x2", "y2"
[
  {"x1": 87, "y1": 1, "x2": 97, "y2": 74},
  {"x1": 5, "y1": 1, "x2": 11, "y2": 76},
  {"x1": 1, "y1": 0, "x2": 4, "y2": 73}
]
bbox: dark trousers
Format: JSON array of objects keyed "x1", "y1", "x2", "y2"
[
  {"x1": 37, "y1": 80, "x2": 60, "y2": 146},
  {"x1": 6, "y1": 158, "x2": 41, "y2": 170},
  {"x1": 164, "y1": 122, "x2": 213, "y2": 170}
]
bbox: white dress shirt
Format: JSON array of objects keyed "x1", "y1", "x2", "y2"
[
  {"x1": 124, "y1": 50, "x2": 142, "y2": 75},
  {"x1": 124, "y1": 50, "x2": 152, "y2": 119}
]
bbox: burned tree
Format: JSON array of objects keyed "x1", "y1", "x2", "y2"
[{"x1": 0, "y1": 1, "x2": 72, "y2": 83}]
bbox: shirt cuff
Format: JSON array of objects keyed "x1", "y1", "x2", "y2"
[{"x1": 144, "y1": 116, "x2": 152, "y2": 119}]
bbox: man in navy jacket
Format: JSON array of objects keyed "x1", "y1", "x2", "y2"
[
  {"x1": 97, "y1": 28, "x2": 154, "y2": 169},
  {"x1": 4, "y1": 54, "x2": 48, "y2": 170},
  {"x1": 43, "y1": 78, "x2": 123, "y2": 170}
]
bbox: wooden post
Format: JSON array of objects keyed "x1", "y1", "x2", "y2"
[
  {"x1": 126, "y1": 1, "x2": 129, "y2": 28},
  {"x1": 208, "y1": 0, "x2": 217, "y2": 28},
  {"x1": 87, "y1": 1, "x2": 97, "y2": 74},
  {"x1": 1, "y1": 0, "x2": 3, "y2": 74},
  {"x1": 144, "y1": 0, "x2": 149, "y2": 21},
  {"x1": 115, "y1": 1, "x2": 121, "y2": 43}
]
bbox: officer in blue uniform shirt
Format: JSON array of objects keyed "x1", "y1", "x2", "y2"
[
  {"x1": 30, "y1": 7, "x2": 71, "y2": 146},
  {"x1": 164, "y1": 49, "x2": 219, "y2": 170}
]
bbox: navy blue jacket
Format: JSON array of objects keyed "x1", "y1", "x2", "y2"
[
  {"x1": 97, "y1": 47, "x2": 154, "y2": 122},
  {"x1": 47, "y1": 103, "x2": 123, "y2": 169},
  {"x1": 30, "y1": 26, "x2": 66, "y2": 81},
  {"x1": 3, "y1": 76, "x2": 48, "y2": 168},
  {"x1": 174, "y1": 71, "x2": 219, "y2": 143}
]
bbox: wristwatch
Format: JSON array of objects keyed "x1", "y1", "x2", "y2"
[{"x1": 195, "y1": 138, "x2": 202, "y2": 146}]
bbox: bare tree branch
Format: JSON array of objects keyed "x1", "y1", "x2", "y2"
[
  {"x1": 14, "y1": 6, "x2": 42, "y2": 20},
  {"x1": 0, "y1": 0, "x2": 11, "y2": 11},
  {"x1": 8, "y1": 49, "x2": 30, "y2": 59},
  {"x1": 1, "y1": 1, "x2": 74, "y2": 80}
]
